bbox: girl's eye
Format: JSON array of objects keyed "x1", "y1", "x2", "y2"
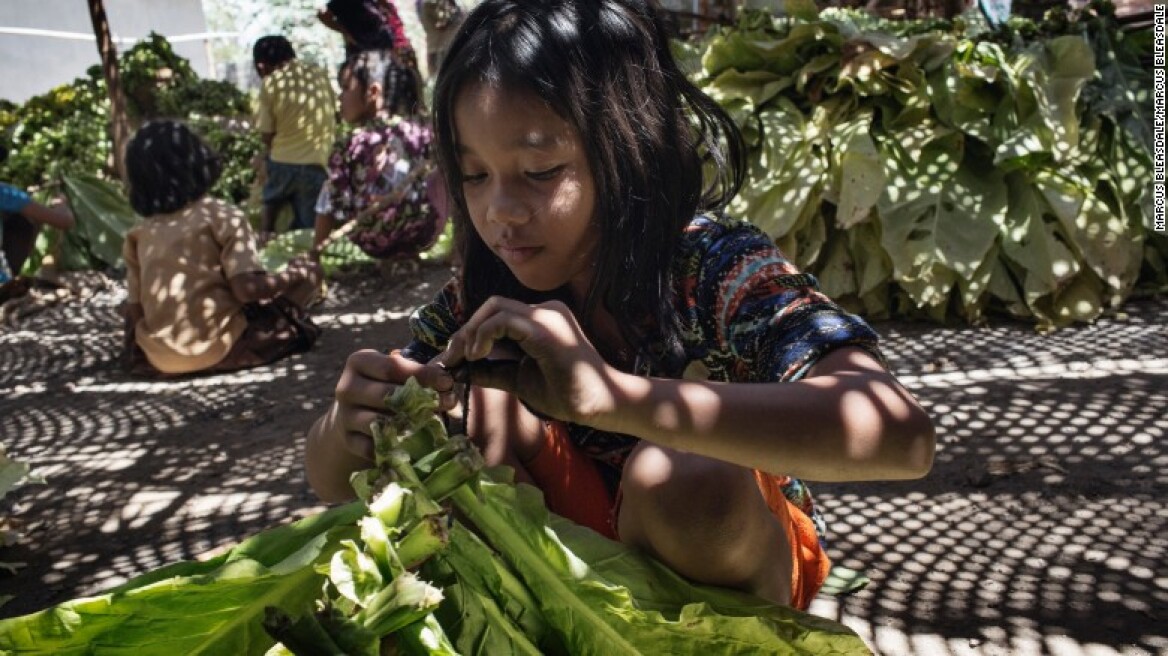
[
  {"x1": 526, "y1": 166, "x2": 565, "y2": 181},
  {"x1": 461, "y1": 172, "x2": 487, "y2": 185}
]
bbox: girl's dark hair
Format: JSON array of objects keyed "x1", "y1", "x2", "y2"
[
  {"x1": 343, "y1": 49, "x2": 425, "y2": 117},
  {"x1": 125, "y1": 120, "x2": 223, "y2": 217},
  {"x1": 432, "y1": 0, "x2": 746, "y2": 369},
  {"x1": 252, "y1": 35, "x2": 296, "y2": 68}
]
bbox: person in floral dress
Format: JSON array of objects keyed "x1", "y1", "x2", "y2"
[{"x1": 310, "y1": 48, "x2": 444, "y2": 264}]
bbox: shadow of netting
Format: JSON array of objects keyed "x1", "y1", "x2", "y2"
[
  {"x1": 0, "y1": 264, "x2": 454, "y2": 619},
  {"x1": 813, "y1": 295, "x2": 1168, "y2": 654},
  {"x1": 0, "y1": 294, "x2": 123, "y2": 388},
  {"x1": 0, "y1": 377, "x2": 319, "y2": 617}
]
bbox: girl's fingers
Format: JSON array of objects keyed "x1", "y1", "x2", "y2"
[
  {"x1": 466, "y1": 311, "x2": 537, "y2": 361},
  {"x1": 342, "y1": 431, "x2": 375, "y2": 461},
  {"x1": 340, "y1": 408, "x2": 390, "y2": 437},
  {"x1": 339, "y1": 349, "x2": 454, "y2": 399},
  {"x1": 445, "y1": 296, "x2": 550, "y2": 363}
]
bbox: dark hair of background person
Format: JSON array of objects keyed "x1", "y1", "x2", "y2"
[
  {"x1": 327, "y1": 0, "x2": 401, "y2": 52},
  {"x1": 253, "y1": 35, "x2": 297, "y2": 68},
  {"x1": 124, "y1": 120, "x2": 223, "y2": 217},
  {"x1": 431, "y1": 0, "x2": 747, "y2": 373},
  {"x1": 343, "y1": 49, "x2": 425, "y2": 118}
]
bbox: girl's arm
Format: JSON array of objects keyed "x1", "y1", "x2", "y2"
[
  {"x1": 440, "y1": 297, "x2": 935, "y2": 483},
  {"x1": 594, "y1": 346, "x2": 935, "y2": 481},
  {"x1": 1, "y1": 183, "x2": 74, "y2": 231}
]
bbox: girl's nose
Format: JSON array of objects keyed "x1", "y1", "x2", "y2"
[{"x1": 485, "y1": 185, "x2": 530, "y2": 226}]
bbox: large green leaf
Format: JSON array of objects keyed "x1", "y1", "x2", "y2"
[
  {"x1": 1034, "y1": 169, "x2": 1141, "y2": 297},
  {"x1": 999, "y1": 176, "x2": 1088, "y2": 327},
  {"x1": 878, "y1": 131, "x2": 1004, "y2": 310},
  {"x1": 731, "y1": 101, "x2": 829, "y2": 239},
  {"x1": 0, "y1": 504, "x2": 363, "y2": 655},
  {"x1": 0, "y1": 543, "x2": 324, "y2": 655},
  {"x1": 259, "y1": 228, "x2": 373, "y2": 278},
  {"x1": 60, "y1": 174, "x2": 140, "y2": 269},
  {"x1": 828, "y1": 110, "x2": 885, "y2": 229},
  {"x1": 451, "y1": 481, "x2": 870, "y2": 655},
  {"x1": 998, "y1": 37, "x2": 1094, "y2": 169},
  {"x1": 816, "y1": 231, "x2": 857, "y2": 300},
  {"x1": 706, "y1": 69, "x2": 793, "y2": 112}
]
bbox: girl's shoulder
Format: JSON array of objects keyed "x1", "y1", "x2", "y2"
[
  {"x1": 677, "y1": 213, "x2": 779, "y2": 264},
  {"x1": 404, "y1": 274, "x2": 462, "y2": 361},
  {"x1": 673, "y1": 213, "x2": 812, "y2": 303}
]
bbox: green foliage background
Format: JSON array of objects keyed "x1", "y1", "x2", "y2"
[
  {"x1": 686, "y1": 0, "x2": 1162, "y2": 329},
  {"x1": 0, "y1": 33, "x2": 260, "y2": 207}
]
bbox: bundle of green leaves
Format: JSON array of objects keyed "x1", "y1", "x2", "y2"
[{"x1": 0, "y1": 379, "x2": 869, "y2": 655}]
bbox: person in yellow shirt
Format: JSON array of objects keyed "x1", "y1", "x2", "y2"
[{"x1": 253, "y1": 36, "x2": 337, "y2": 242}]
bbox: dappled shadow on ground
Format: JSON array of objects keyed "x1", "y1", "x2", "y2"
[
  {"x1": 0, "y1": 271, "x2": 1164, "y2": 656},
  {"x1": 812, "y1": 296, "x2": 1168, "y2": 655},
  {"x1": 0, "y1": 264, "x2": 455, "y2": 618}
]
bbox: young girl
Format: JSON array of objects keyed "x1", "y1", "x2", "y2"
[
  {"x1": 310, "y1": 49, "x2": 444, "y2": 265},
  {"x1": 305, "y1": 0, "x2": 935, "y2": 610},
  {"x1": 122, "y1": 120, "x2": 322, "y2": 377}
]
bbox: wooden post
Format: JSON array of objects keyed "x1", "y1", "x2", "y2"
[{"x1": 87, "y1": 0, "x2": 132, "y2": 181}]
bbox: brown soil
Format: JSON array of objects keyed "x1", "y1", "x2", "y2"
[{"x1": 0, "y1": 264, "x2": 1164, "y2": 655}]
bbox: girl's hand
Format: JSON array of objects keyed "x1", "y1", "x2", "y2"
[
  {"x1": 440, "y1": 297, "x2": 621, "y2": 425},
  {"x1": 307, "y1": 349, "x2": 454, "y2": 502},
  {"x1": 329, "y1": 350, "x2": 457, "y2": 460}
]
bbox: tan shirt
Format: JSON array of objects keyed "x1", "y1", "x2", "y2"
[
  {"x1": 124, "y1": 197, "x2": 265, "y2": 374},
  {"x1": 256, "y1": 59, "x2": 337, "y2": 167}
]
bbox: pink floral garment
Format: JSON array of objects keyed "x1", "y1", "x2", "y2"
[{"x1": 320, "y1": 115, "x2": 444, "y2": 259}]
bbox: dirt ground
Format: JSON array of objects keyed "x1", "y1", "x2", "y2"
[{"x1": 0, "y1": 262, "x2": 1164, "y2": 655}]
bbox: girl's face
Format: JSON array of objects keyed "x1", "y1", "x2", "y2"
[
  {"x1": 338, "y1": 66, "x2": 377, "y2": 124},
  {"x1": 453, "y1": 84, "x2": 598, "y2": 301}
]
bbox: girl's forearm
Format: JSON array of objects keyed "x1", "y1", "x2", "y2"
[{"x1": 591, "y1": 352, "x2": 935, "y2": 482}]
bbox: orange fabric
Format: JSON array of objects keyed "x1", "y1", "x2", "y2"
[
  {"x1": 524, "y1": 421, "x2": 618, "y2": 539},
  {"x1": 527, "y1": 421, "x2": 831, "y2": 609},
  {"x1": 754, "y1": 471, "x2": 832, "y2": 610}
]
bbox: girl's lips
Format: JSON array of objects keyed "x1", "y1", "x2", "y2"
[{"x1": 496, "y1": 244, "x2": 542, "y2": 265}]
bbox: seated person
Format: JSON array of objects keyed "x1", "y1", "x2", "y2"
[
  {"x1": 121, "y1": 120, "x2": 323, "y2": 377},
  {"x1": 0, "y1": 147, "x2": 76, "y2": 292},
  {"x1": 311, "y1": 49, "x2": 443, "y2": 266}
]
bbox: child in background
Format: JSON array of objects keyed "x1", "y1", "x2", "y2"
[
  {"x1": 252, "y1": 35, "x2": 336, "y2": 242},
  {"x1": 305, "y1": 0, "x2": 935, "y2": 610},
  {"x1": 310, "y1": 49, "x2": 442, "y2": 267},
  {"x1": 122, "y1": 120, "x2": 322, "y2": 377},
  {"x1": 0, "y1": 182, "x2": 74, "y2": 286}
]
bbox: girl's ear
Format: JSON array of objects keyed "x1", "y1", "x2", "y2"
[{"x1": 366, "y1": 82, "x2": 384, "y2": 110}]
